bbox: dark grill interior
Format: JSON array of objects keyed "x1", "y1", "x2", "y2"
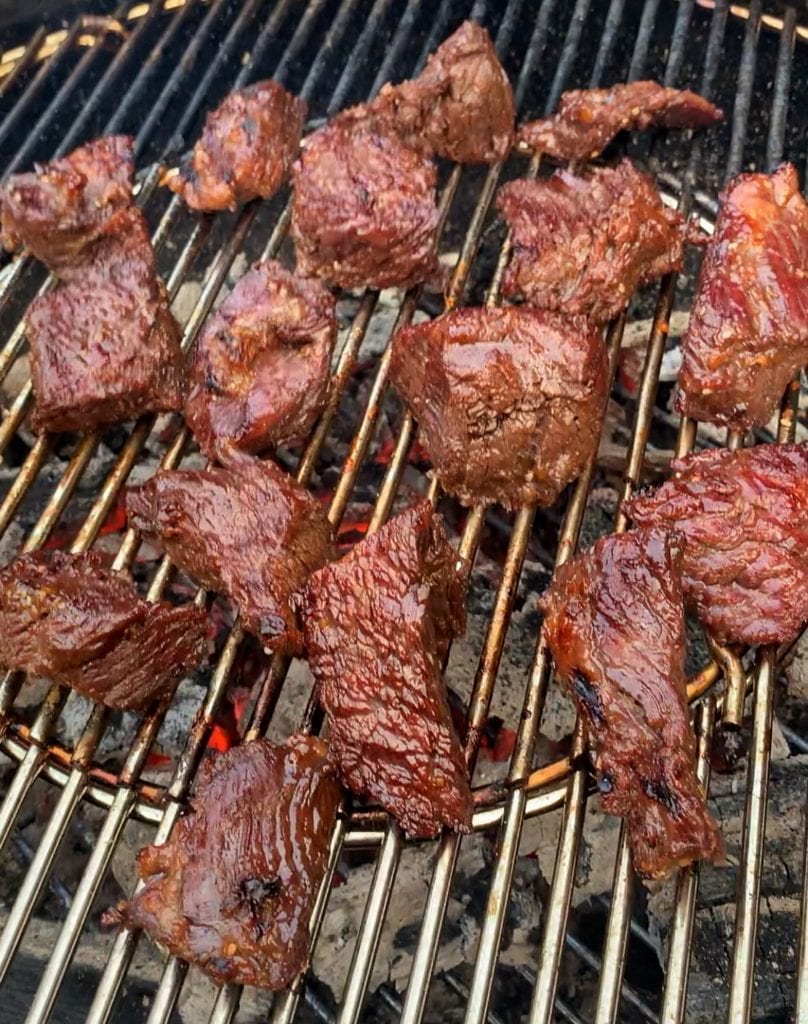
[{"x1": 0, "y1": 1, "x2": 806, "y2": 1023}]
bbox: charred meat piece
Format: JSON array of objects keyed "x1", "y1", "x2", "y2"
[
  {"x1": 0, "y1": 135, "x2": 134, "y2": 274},
  {"x1": 517, "y1": 80, "x2": 722, "y2": 162},
  {"x1": 497, "y1": 159, "x2": 692, "y2": 324},
  {"x1": 0, "y1": 551, "x2": 208, "y2": 710},
  {"x1": 27, "y1": 206, "x2": 184, "y2": 434},
  {"x1": 540, "y1": 528, "x2": 724, "y2": 878},
  {"x1": 126, "y1": 459, "x2": 334, "y2": 654},
  {"x1": 104, "y1": 734, "x2": 340, "y2": 988},
  {"x1": 390, "y1": 307, "x2": 609, "y2": 510},
  {"x1": 338, "y1": 21, "x2": 514, "y2": 164},
  {"x1": 675, "y1": 164, "x2": 808, "y2": 430},
  {"x1": 624, "y1": 444, "x2": 808, "y2": 646},
  {"x1": 164, "y1": 81, "x2": 307, "y2": 212},
  {"x1": 291, "y1": 122, "x2": 439, "y2": 291},
  {"x1": 303, "y1": 500, "x2": 472, "y2": 839},
  {"x1": 185, "y1": 260, "x2": 337, "y2": 462}
]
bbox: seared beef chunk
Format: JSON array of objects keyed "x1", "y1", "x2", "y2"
[
  {"x1": 303, "y1": 501, "x2": 472, "y2": 838},
  {"x1": 390, "y1": 307, "x2": 608, "y2": 509},
  {"x1": 185, "y1": 260, "x2": 337, "y2": 462},
  {"x1": 0, "y1": 135, "x2": 134, "y2": 274},
  {"x1": 126, "y1": 459, "x2": 334, "y2": 654},
  {"x1": 338, "y1": 21, "x2": 514, "y2": 164},
  {"x1": 0, "y1": 551, "x2": 207, "y2": 709},
  {"x1": 164, "y1": 81, "x2": 307, "y2": 212},
  {"x1": 104, "y1": 734, "x2": 340, "y2": 988},
  {"x1": 291, "y1": 122, "x2": 439, "y2": 290},
  {"x1": 497, "y1": 159, "x2": 692, "y2": 324},
  {"x1": 675, "y1": 164, "x2": 808, "y2": 430},
  {"x1": 540, "y1": 528, "x2": 724, "y2": 878},
  {"x1": 624, "y1": 444, "x2": 808, "y2": 646},
  {"x1": 517, "y1": 80, "x2": 722, "y2": 162},
  {"x1": 27, "y1": 206, "x2": 184, "y2": 433}
]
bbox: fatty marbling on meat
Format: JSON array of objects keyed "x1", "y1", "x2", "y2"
[
  {"x1": 0, "y1": 551, "x2": 208, "y2": 709},
  {"x1": 517, "y1": 80, "x2": 722, "y2": 162},
  {"x1": 540, "y1": 527, "x2": 724, "y2": 878},
  {"x1": 624, "y1": 444, "x2": 808, "y2": 646},
  {"x1": 338, "y1": 21, "x2": 515, "y2": 165},
  {"x1": 104, "y1": 734, "x2": 340, "y2": 988},
  {"x1": 185, "y1": 260, "x2": 337, "y2": 462},
  {"x1": 126, "y1": 459, "x2": 334, "y2": 654},
  {"x1": 675, "y1": 164, "x2": 808, "y2": 430},
  {"x1": 291, "y1": 122, "x2": 440, "y2": 291},
  {"x1": 164, "y1": 81, "x2": 306, "y2": 212},
  {"x1": 497, "y1": 159, "x2": 694, "y2": 324},
  {"x1": 303, "y1": 500, "x2": 472, "y2": 839},
  {"x1": 390, "y1": 307, "x2": 609, "y2": 509}
]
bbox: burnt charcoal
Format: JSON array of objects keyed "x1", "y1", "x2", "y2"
[
  {"x1": 126, "y1": 458, "x2": 335, "y2": 654},
  {"x1": 104, "y1": 734, "x2": 341, "y2": 988},
  {"x1": 517, "y1": 80, "x2": 722, "y2": 162},
  {"x1": 497, "y1": 160, "x2": 692, "y2": 324},
  {"x1": 185, "y1": 260, "x2": 337, "y2": 462},
  {"x1": 624, "y1": 443, "x2": 808, "y2": 646},
  {"x1": 303, "y1": 500, "x2": 472, "y2": 838},
  {"x1": 164, "y1": 81, "x2": 307, "y2": 212},
  {"x1": 675, "y1": 164, "x2": 808, "y2": 430},
  {"x1": 338, "y1": 21, "x2": 515, "y2": 165},
  {"x1": 291, "y1": 122, "x2": 440, "y2": 291},
  {"x1": 540, "y1": 527, "x2": 724, "y2": 878},
  {"x1": 0, "y1": 550, "x2": 208, "y2": 709},
  {"x1": 26, "y1": 206, "x2": 184, "y2": 433},
  {"x1": 0, "y1": 135, "x2": 134, "y2": 274},
  {"x1": 390, "y1": 307, "x2": 609, "y2": 509}
]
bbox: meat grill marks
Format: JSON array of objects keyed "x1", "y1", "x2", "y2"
[
  {"x1": 624, "y1": 444, "x2": 808, "y2": 647},
  {"x1": 497, "y1": 159, "x2": 694, "y2": 325},
  {"x1": 337, "y1": 21, "x2": 515, "y2": 165},
  {"x1": 517, "y1": 80, "x2": 723, "y2": 162},
  {"x1": 675, "y1": 163, "x2": 808, "y2": 430},
  {"x1": 27, "y1": 206, "x2": 184, "y2": 433},
  {"x1": 391, "y1": 307, "x2": 609, "y2": 511},
  {"x1": 104, "y1": 734, "x2": 340, "y2": 988},
  {"x1": 0, "y1": 551, "x2": 208, "y2": 710},
  {"x1": 290, "y1": 121, "x2": 440, "y2": 291},
  {"x1": 0, "y1": 135, "x2": 134, "y2": 274},
  {"x1": 126, "y1": 459, "x2": 335, "y2": 655},
  {"x1": 303, "y1": 500, "x2": 472, "y2": 839},
  {"x1": 0, "y1": 135, "x2": 185, "y2": 433},
  {"x1": 185, "y1": 260, "x2": 337, "y2": 462},
  {"x1": 540, "y1": 528, "x2": 724, "y2": 879},
  {"x1": 163, "y1": 80, "x2": 307, "y2": 212}
]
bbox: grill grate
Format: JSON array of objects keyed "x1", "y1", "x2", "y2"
[{"x1": 0, "y1": 1, "x2": 805, "y2": 1023}]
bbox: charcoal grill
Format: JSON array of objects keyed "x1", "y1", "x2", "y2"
[{"x1": 0, "y1": 0, "x2": 806, "y2": 1021}]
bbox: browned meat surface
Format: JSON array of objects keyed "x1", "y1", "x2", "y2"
[
  {"x1": 185, "y1": 260, "x2": 337, "y2": 462},
  {"x1": 497, "y1": 159, "x2": 691, "y2": 324},
  {"x1": 126, "y1": 459, "x2": 334, "y2": 654},
  {"x1": 164, "y1": 81, "x2": 307, "y2": 212},
  {"x1": 104, "y1": 734, "x2": 340, "y2": 988},
  {"x1": 390, "y1": 307, "x2": 609, "y2": 509},
  {"x1": 517, "y1": 80, "x2": 722, "y2": 162},
  {"x1": 0, "y1": 135, "x2": 134, "y2": 274},
  {"x1": 0, "y1": 551, "x2": 208, "y2": 709},
  {"x1": 303, "y1": 500, "x2": 472, "y2": 838},
  {"x1": 624, "y1": 444, "x2": 808, "y2": 646},
  {"x1": 540, "y1": 528, "x2": 724, "y2": 878},
  {"x1": 338, "y1": 21, "x2": 514, "y2": 164},
  {"x1": 291, "y1": 121, "x2": 439, "y2": 290},
  {"x1": 675, "y1": 164, "x2": 808, "y2": 430},
  {"x1": 27, "y1": 206, "x2": 184, "y2": 434}
]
